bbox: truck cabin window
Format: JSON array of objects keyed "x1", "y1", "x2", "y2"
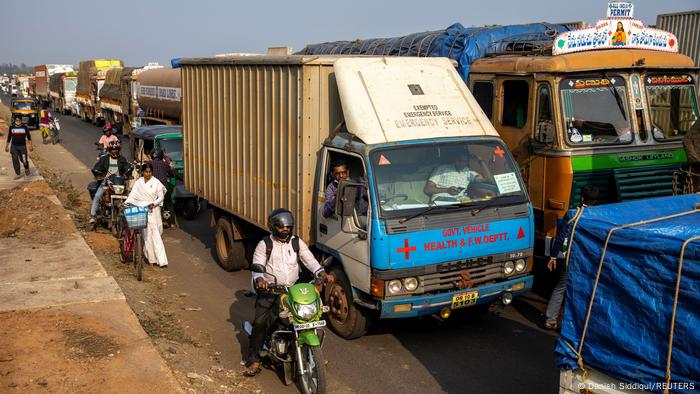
[
  {"x1": 65, "y1": 79, "x2": 77, "y2": 91},
  {"x1": 472, "y1": 81, "x2": 494, "y2": 119},
  {"x1": 324, "y1": 153, "x2": 368, "y2": 224},
  {"x1": 502, "y1": 80, "x2": 529, "y2": 128},
  {"x1": 12, "y1": 101, "x2": 35, "y2": 110},
  {"x1": 645, "y1": 74, "x2": 699, "y2": 141},
  {"x1": 370, "y1": 141, "x2": 527, "y2": 218},
  {"x1": 560, "y1": 76, "x2": 632, "y2": 145}
]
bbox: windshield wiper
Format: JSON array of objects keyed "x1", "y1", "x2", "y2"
[
  {"x1": 468, "y1": 195, "x2": 524, "y2": 216},
  {"x1": 601, "y1": 72, "x2": 627, "y2": 121},
  {"x1": 398, "y1": 203, "x2": 463, "y2": 224}
]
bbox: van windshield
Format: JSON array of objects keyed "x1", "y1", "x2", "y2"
[
  {"x1": 645, "y1": 74, "x2": 699, "y2": 141},
  {"x1": 370, "y1": 141, "x2": 527, "y2": 218},
  {"x1": 560, "y1": 76, "x2": 632, "y2": 145},
  {"x1": 12, "y1": 101, "x2": 35, "y2": 110}
]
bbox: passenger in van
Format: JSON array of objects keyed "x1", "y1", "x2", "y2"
[
  {"x1": 424, "y1": 149, "x2": 483, "y2": 203},
  {"x1": 322, "y1": 160, "x2": 368, "y2": 218}
]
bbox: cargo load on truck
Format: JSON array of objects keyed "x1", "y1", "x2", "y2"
[
  {"x1": 136, "y1": 68, "x2": 181, "y2": 126},
  {"x1": 48, "y1": 71, "x2": 78, "y2": 115},
  {"x1": 76, "y1": 59, "x2": 123, "y2": 123},
  {"x1": 297, "y1": 22, "x2": 571, "y2": 80},
  {"x1": 34, "y1": 64, "x2": 73, "y2": 105},
  {"x1": 99, "y1": 67, "x2": 137, "y2": 133},
  {"x1": 555, "y1": 195, "x2": 700, "y2": 393}
]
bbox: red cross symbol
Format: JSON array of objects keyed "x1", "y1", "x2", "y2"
[
  {"x1": 396, "y1": 239, "x2": 416, "y2": 260},
  {"x1": 494, "y1": 146, "x2": 505, "y2": 158}
]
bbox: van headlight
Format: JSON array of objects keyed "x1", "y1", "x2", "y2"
[
  {"x1": 112, "y1": 185, "x2": 125, "y2": 195},
  {"x1": 387, "y1": 279, "x2": 402, "y2": 295},
  {"x1": 402, "y1": 277, "x2": 418, "y2": 292},
  {"x1": 515, "y1": 259, "x2": 526, "y2": 272},
  {"x1": 504, "y1": 261, "x2": 515, "y2": 275},
  {"x1": 295, "y1": 303, "x2": 318, "y2": 321}
]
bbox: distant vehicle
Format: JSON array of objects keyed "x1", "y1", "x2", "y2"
[
  {"x1": 10, "y1": 86, "x2": 18, "y2": 97},
  {"x1": 75, "y1": 59, "x2": 123, "y2": 125},
  {"x1": 10, "y1": 97, "x2": 39, "y2": 128}
]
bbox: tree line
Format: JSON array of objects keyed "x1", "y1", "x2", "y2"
[{"x1": 0, "y1": 63, "x2": 34, "y2": 76}]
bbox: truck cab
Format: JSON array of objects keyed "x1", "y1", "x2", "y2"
[
  {"x1": 468, "y1": 29, "x2": 698, "y2": 256},
  {"x1": 315, "y1": 59, "x2": 534, "y2": 337}
]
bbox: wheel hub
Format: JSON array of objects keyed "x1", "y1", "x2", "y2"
[{"x1": 328, "y1": 283, "x2": 349, "y2": 321}]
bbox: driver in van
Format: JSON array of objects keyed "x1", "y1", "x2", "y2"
[{"x1": 424, "y1": 148, "x2": 483, "y2": 203}]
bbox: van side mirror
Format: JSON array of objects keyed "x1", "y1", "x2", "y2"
[
  {"x1": 335, "y1": 180, "x2": 361, "y2": 217},
  {"x1": 536, "y1": 122, "x2": 556, "y2": 145},
  {"x1": 250, "y1": 264, "x2": 266, "y2": 274}
]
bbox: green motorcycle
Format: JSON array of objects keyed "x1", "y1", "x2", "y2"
[{"x1": 246, "y1": 264, "x2": 328, "y2": 394}]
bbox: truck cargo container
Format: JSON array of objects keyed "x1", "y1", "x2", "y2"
[
  {"x1": 136, "y1": 68, "x2": 181, "y2": 126},
  {"x1": 75, "y1": 59, "x2": 123, "y2": 124},
  {"x1": 182, "y1": 55, "x2": 535, "y2": 338},
  {"x1": 49, "y1": 71, "x2": 78, "y2": 115},
  {"x1": 656, "y1": 10, "x2": 700, "y2": 70},
  {"x1": 34, "y1": 64, "x2": 73, "y2": 107},
  {"x1": 99, "y1": 67, "x2": 137, "y2": 134}
]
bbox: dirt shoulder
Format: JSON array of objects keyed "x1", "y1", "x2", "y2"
[{"x1": 27, "y1": 135, "x2": 259, "y2": 393}]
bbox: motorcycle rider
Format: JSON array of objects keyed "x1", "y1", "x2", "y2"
[
  {"x1": 98, "y1": 123, "x2": 119, "y2": 149},
  {"x1": 243, "y1": 208, "x2": 333, "y2": 377},
  {"x1": 89, "y1": 141, "x2": 131, "y2": 224}
]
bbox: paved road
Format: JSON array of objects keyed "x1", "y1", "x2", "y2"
[{"x1": 12, "y1": 98, "x2": 562, "y2": 394}]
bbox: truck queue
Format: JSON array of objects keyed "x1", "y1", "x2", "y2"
[{"x1": 4, "y1": 2, "x2": 700, "y2": 393}]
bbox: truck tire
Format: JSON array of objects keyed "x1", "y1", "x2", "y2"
[
  {"x1": 215, "y1": 217, "x2": 247, "y2": 271},
  {"x1": 324, "y1": 265, "x2": 368, "y2": 339}
]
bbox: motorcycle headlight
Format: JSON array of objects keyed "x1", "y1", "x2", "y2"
[
  {"x1": 402, "y1": 277, "x2": 418, "y2": 292},
  {"x1": 295, "y1": 303, "x2": 318, "y2": 321},
  {"x1": 504, "y1": 261, "x2": 515, "y2": 275},
  {"x1": 388, "y1": 279, "x2": 402, "y2": 295},
  {"x1": 515, "y1": 259, "x2": 526, "y2": 272},
  {"x1": 112, "y1": 185, "x2": 125, "y2": 195}
]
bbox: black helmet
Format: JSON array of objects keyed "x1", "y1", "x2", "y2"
[
  {"x1": 268, "y1": 208, "x2": 294, "y2": 242},
  {"x1": 152, "y1": 148, "x2": 164, "y2": 160}
]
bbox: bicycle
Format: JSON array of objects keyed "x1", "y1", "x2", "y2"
[{"x1": 120, "y1": 204, "x2": 148, "y2": 281}]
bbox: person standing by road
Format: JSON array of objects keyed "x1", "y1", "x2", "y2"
[
  {"x1": 4, "y1": 116, "x2": 33, "y2": 180},
  {"x1": 125, "y1": 163, "x2": 169, "y2": 267},
  {"x1": 544, "y1": 185, "x2": 599, "y2": 330},
  {"x1": 243, "y1": 208, "x2": 333, "y2": 377}
]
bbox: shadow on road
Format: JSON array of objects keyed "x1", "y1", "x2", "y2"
[{"x1": 375, "y1": 300, "x2": 560, "y2": 394}]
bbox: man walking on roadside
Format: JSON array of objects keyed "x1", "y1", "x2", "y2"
[{"x1": 4, "y1": 116, "x2": 33, "y2": 180}]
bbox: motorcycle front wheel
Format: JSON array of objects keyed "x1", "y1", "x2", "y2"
[{"x1": 298, "y1": 345, "x2": 326, "y2": 394}]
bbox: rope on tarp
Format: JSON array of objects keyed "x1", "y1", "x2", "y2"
[
  {"x1": 572, "y1": 208, "x2": 700, "y2": 371},
  {"x1": 664, "y1": 234, "x2": 700, "y2": 394}
]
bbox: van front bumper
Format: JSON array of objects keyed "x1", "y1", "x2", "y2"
[{"x1": 379, "y1": 275, "x2": 532, "y2": 319}]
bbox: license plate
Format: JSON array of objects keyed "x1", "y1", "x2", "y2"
[
  {"x1": 451, "y1": 290, "x2": 479, "y2": 309},
  {"x1": 293, "y1": 320, "x2": 326, "y2": 331}
]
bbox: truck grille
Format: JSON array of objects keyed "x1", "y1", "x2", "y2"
[
  {"x1": 570, "y1": 164, "x2": 685, "y2": 208},
  {"x1": 418, "y1": 261, "x2": 504, "y2": 294}
]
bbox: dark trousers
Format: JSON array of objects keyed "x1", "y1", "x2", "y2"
[
  {"x1": 163, "y1": 188, "x2": 176, "y2": 226},
  {"x1": 247, "y1": 293, "x2": 277, "y2": 364},
  {"x1": 10, "y1": 145, "x2": 29, "y2": 175}
]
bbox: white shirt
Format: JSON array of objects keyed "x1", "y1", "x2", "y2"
[
  {"x1": 106, "y1": 157, "x2": 119, "y2": 177},
  {"x1": 252, "y1": 236, "x2": 323, "y2": 287},
  {"x1": 428, "y1": 164, "x2": 479, "y2": 201}
]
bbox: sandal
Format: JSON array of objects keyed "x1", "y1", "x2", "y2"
[
  {"x1": 544, "y1": 322, "x2": 559, "y2": 330},
  {"x1": 242, "y1": 366, "x2": 262, "y2": 377}
]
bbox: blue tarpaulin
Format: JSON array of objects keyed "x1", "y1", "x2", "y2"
[
  {"x1": 554, "y1": 194, "x2": 700, "y2": 393},
  {"x1": 297, "y1": 23, "x2": 570, "y2": 81}
]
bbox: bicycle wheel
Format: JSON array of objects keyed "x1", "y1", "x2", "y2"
[
  {"x1": 120, "y1": 227, "x2": 132, "y2": 264},
  {"x1": 133, "y1": 232, "x2": 143, "y2": 281}
]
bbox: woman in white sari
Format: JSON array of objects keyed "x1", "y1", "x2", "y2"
[{"x1": 125, "y1": 163, "x2": 169, "y2": 267}]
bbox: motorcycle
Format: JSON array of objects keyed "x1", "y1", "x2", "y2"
[
  {"x1": 244, "y1": 264, "x2": 328, "y2": 394},
  {"x1": 88, "y1": 169, "x2": 131, "y2": 236}
]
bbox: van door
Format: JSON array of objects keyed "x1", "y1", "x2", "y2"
[{"x1": 315, "y1": 147, "x2": 371, "y2": 292}]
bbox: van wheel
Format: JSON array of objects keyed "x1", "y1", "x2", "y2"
[
  {"x1": 214, "y1": 217, "x2": 247, "y2": 271},
  {"x1": 324, "y1": 265, "x2": 368, "y2": 339}
]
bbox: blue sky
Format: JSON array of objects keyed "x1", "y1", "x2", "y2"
[{"x1": 2, "y1": 0, "x2": 697, "y2": 67}]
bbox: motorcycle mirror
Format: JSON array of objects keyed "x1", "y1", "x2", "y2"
[{"x1": 250, "y1": 264, "x2": 267, "y2": 274}]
